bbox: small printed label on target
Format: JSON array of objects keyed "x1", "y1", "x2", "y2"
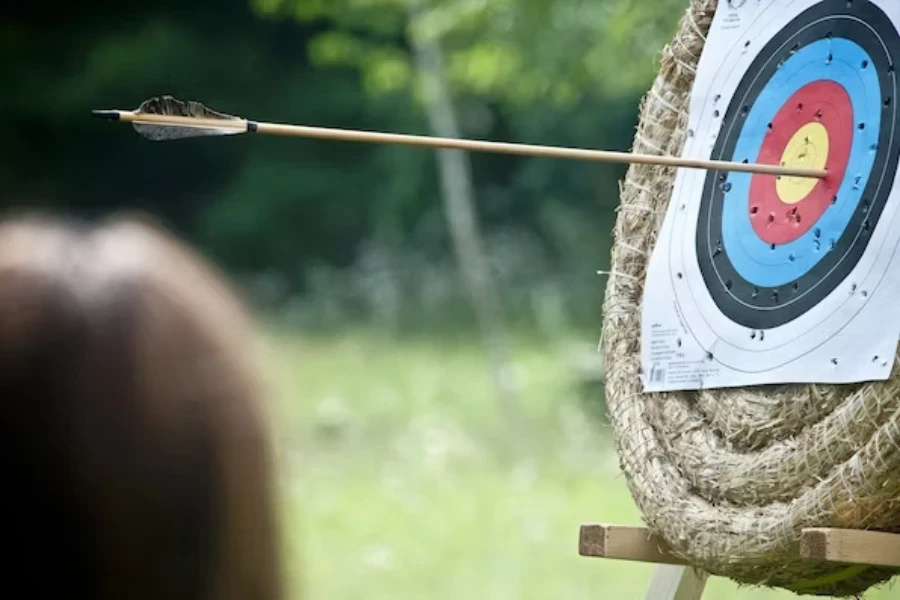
[
  {"x1": 640, "y1": 0, "x2": 900, "y2": 392},
  {"x1": 644, "y1": 322, "x2": 722, "y2": 390},
  {"x1": 646, "y1": 331, "x2": 676, "y2": 387}
]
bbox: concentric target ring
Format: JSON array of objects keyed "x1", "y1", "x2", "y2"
[{"x1": 695, "y1": 0, "x2": 900, "y2": 331}]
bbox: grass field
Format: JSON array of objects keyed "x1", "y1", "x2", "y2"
[{"x1": 264, "y1": 329, "x2": 899, "y2": 600}]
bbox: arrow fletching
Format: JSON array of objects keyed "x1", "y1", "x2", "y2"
[
  {"x1": 132, "y1": 96, "x2": 245, "y2": 140},
  {"x1": 92, "y1": 95, "x2": 250, "y2": 141}
]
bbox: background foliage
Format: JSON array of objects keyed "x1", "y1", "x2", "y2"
[{"x1": 1, "y1": 0, "x2": 685, "y2": 335}]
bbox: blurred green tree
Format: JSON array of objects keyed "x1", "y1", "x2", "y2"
[
  {"x1": 0, "y1": 0, "x2": 685, "y2": 333},
  {"x1": 245, "y1": 0, "x2": 685, "y2": 336},
  {"x1": 251, "y1": 0, "x2": 687, "y2": 106}
]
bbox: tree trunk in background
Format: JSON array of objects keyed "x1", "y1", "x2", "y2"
[{"x1": 405, "y1": 2, "x2": 521, "y2": 416}]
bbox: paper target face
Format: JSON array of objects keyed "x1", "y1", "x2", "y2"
[{"x1": 641, "y1": 0, "x2": 900, "y2": 391}]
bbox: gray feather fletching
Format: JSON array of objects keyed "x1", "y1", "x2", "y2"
[{"x1": 132, "y1": 95, "x2": 245, "y2": 141}]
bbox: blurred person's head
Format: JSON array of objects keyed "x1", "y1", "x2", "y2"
[{"x1": 0, "y1": 211, "x2": 283, "y2": 599}]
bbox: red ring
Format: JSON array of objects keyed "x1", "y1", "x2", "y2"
[{"x1": 748, "y1": 80, "x2": 853, "y2": 246}]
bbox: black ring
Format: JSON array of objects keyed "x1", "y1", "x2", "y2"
[{"x1": 695, "y1": 0, "x2": 900, "y2": 330}]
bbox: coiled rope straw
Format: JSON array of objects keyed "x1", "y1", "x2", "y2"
[{"x1": 602, "y1": 1, "x2": 900, "y2": 596}]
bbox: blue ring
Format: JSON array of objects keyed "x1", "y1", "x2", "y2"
[{"x1": 720, "y1": 38, "x2": 881, "y2": 288}]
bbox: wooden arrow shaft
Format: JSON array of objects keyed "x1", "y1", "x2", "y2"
[{"x1": 108, "y1": 110, "x2": 829, "y2": 179}]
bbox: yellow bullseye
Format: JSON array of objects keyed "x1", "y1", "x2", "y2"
[{"x1": 776, "y1": 121, "x2": 829, "y2": 204}]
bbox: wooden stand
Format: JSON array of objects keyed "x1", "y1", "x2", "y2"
[{"x1": 578, "y1": 524, "x2": 900, "y2": 600}]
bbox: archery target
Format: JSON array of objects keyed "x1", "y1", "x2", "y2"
[{"x1": 641, "y1": 0, "x2": 900, "y2": 391}]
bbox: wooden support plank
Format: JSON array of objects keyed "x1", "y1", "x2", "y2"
[
  {"x1": 800, "y1": 528, "x2": 900, "y2": 568},
  {"x1": 579, "y1": 524, "x2": 690, "y2": 566},
  {"x1": 644, "y1": 565, "x2": 709, "y2": 600},
  {"x1": 578, "y1": 524, "x2": 900, "y2": 600}
]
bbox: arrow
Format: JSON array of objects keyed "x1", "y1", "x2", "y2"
[{"x1": 92, "y1": 96, "x2": 828, "y2": 180}]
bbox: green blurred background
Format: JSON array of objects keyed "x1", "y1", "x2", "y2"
[{"x1": 2, "y1": 1, "x2": 897, "y2": 598}]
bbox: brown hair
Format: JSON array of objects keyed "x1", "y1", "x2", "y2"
[{"x1": 0, "y1": 212, "x2": 283, "y2": 599}]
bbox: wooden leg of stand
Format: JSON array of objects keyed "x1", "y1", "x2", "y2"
[
  {"x1": 644, "y1": 565, "x2": 708, "y2": 600},
  {"x1": 579, "y1": 525, "x2": 708, "y2": 599}
]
